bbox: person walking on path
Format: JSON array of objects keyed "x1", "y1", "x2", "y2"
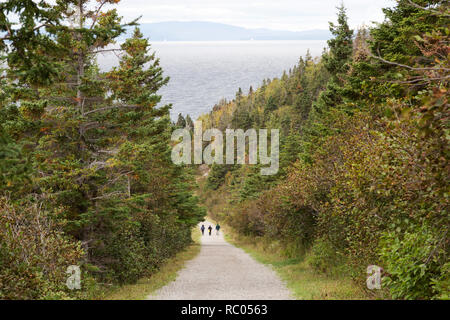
[
  {"x1": 215, "y1": 223, "x2": 221, "y2": 236},
  {"x1": 200, "y1": 224, "x2": 205, "y2": 236},
  {"x1": 208, "y1": 225, "x2": 212, "y2": 236}
]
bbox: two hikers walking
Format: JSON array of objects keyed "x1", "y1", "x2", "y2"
[{"x1": 200, "y1": 223, "x2": 220, "y2": 236}]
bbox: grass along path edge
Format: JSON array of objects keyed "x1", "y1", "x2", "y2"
[
  {"x1": 103, "y1": 227, "x2": 202, "y2": 300},
  {"x1": 223, "y1": 226, "x2": 371, "y2": 300}
]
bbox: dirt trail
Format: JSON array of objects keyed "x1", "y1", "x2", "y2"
[{"x1": 148, "y1": 222, "x2": 292, "y2": 300}]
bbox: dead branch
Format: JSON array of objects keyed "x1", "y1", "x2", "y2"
[
  {"x1": 89, "y1": 0, "x2": 109, "y2": 30},
  {"x1": 83, "y1": 104, "x2": 142, "y2": 116},
  {"x1": 406, "y1": 0, "x2": 450, "y2": 17},
  {"x1": 371, "y1": 51, "x2": 450, "y2": 72}
]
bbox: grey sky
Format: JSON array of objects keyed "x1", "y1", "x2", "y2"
[{"x1": 113, "y1": 0, "x2": 395, "y2": 31}]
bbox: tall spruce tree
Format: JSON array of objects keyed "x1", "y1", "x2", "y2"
[
  {"x1": 103, "y1": 27, "x2": 204, "y2": 281},
  {"x1": 1, "y1": 0, "x2": 204, "y2": 286},
  {"x1": 30, "y1": 0, "x2": 134, "y2": 241},
  {"x1": 314, "y1": 4, "x2": 353, "y2": 112},
  {"x1": 0, "y1": 0, "x2": 67, "y2": 197},
  {"x1": 176, "y1": 113, "x2": 186, "y2": 127},
  {"x1": 299, "y1": 4, "x2": 354, "y2": 163},
  {"x1": 185, "y1": 114, "x2": 194, "y2": 129}
]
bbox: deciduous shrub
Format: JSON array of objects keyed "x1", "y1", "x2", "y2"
[
  {"x1": 0, "y1": 198, "x2": 84, "y2": 299},
  {"x1": 380, "y1": 224, "x2": 448, "y2": 299}
]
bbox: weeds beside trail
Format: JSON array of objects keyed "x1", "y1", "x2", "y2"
[
  {"x1": 150, "y1": 220, "x2": 292, "y2": 300},
  {"x1": 224, "y1": 228, "x2": 377, "y2": 300},
  {"x1": 103, "y1": 228, "x2": 202, "y2": 300},
  {"x1": 198, "y1": 174, "x2": 375, "y2": 300},
  {"x1": 198, "y1": 180, "x2": 378, "y2": 300}
]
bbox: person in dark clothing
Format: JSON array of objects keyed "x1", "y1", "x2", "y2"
[
  {"x1": 215, "y1": 223, "x2": 221, "y2": 236},
  {"x1": 208, "y1": 225, "x2": 213, "y2": 236},
  {"x1": 200, "y1": 224, "x2": 205, "y2": 235}
]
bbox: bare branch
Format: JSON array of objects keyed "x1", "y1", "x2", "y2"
[
  {"x1": 102, "y1": 171, "x2": 133, "y2": 187},
  {"x1": 370, "y1": 51, "x2": 450, "y2": 72},
  {"x1": 406, "y1": 0, "x2": 450, "y2": 17},
  {"x1": 92, "y1": 48, "x2": 124, "y2": 54},
  {"x1": 88, "y1": 161, "x2": 108, "y2": 170},
  {"x1": 96, "y1": 149, "x2": 119, "y2": 155},
  {"x1": 5, "y1": 21, "x2": 13, "y2": 38},
  {"x1": 89, "y1": 0, "x2": 109, "y2": 30},
  {"x1": 91, "y1": 191, "x2": 127, "y2": 200},
  {"x1": 83, "y1": 104, "x2": 142, "y2": 116}
]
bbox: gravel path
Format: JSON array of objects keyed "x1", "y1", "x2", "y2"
[{"x1": 148, "y1": 222, "x2": 292, "y2": 300}]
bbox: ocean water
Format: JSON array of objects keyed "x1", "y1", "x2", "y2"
[{"x1": 98, "y1": 40, "x2": 327, "y2": 120}]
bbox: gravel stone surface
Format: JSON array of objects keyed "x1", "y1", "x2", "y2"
[{"x1": 149, "y1": 223, "x2": 293, "y2": 300}]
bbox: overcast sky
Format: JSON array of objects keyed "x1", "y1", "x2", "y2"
[{"x1": 112, "y1": 0, "x2": 395, "y2": 31}]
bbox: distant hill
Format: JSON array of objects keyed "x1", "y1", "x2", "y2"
[{"x1": 126, "y1": 21, "x2": 331, "y2": 41}]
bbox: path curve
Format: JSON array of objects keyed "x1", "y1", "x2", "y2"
[{"x1": 148, "y1": 222, "x2": 292, "y2": 300}]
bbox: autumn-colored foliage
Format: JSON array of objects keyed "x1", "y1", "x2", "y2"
[
  {"x1": 201, "y1": 1, "x2": 449, "y2": 299},
  {"x1": 0, "y1": 0, "x2": 204, "y2": 299}
]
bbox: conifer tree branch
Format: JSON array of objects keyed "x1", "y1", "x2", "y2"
[{"x1": 405, "y1": 0, "x2": 450, "y2": 17}]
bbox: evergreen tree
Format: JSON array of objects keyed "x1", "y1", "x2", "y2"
[
  {"x1": 1, "y1": 0, "x2": 205, "y2": 289},
  {"x1": 176, "y1": 113, "x2": 186, "y2": 127},
  {"x1": 324, "y1": 4, "x2": 353, "y2": 80},
  {"x1": 0, "y1": 0, "x2": 66, "y2": 197},
  {"x1": 29, "y1": 0, "x2": 134, "y2": 240},
  {"x1": 102, "y1": 27, "x2": 204, "y2": 281},
  {"x1": 185, "y1": 114, "x2": 194, "y2": 129},
  {"x1": 236, "y1": 87, "x2": 243, "y2": 107},
  {"x1": 367, "y1": 0, "x2": 447, "y2": 103},
  {"x1": 0, "y1": 126, "x2": 30, "y2": 194},
  {"x1": 314, "y1": 4, "x2": 353, "y2": 112}
]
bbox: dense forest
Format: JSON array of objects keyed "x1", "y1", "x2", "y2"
[
  {"x1": 0, "y1": 0, "x2": 448, "y2": 300},
  {"x1": 0, "y1": 0, "x2": 204, "y2": 299},
  {"x1": 198, "y1": 1, "x2": 449, "y2": 299}
]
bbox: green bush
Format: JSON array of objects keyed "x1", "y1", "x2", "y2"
[
  {"x1": 306, "y1": 237, "x2": 347, "y2": 275},
  {"x1": 380, "y1": 224, "x2": 448, "y2": 300},
  {"x1": 0, "y1": 197, "x2": 84, "y2": 299},
  {"x1": 431, "y1": 263, "x2": 450, "y2": 300}
]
